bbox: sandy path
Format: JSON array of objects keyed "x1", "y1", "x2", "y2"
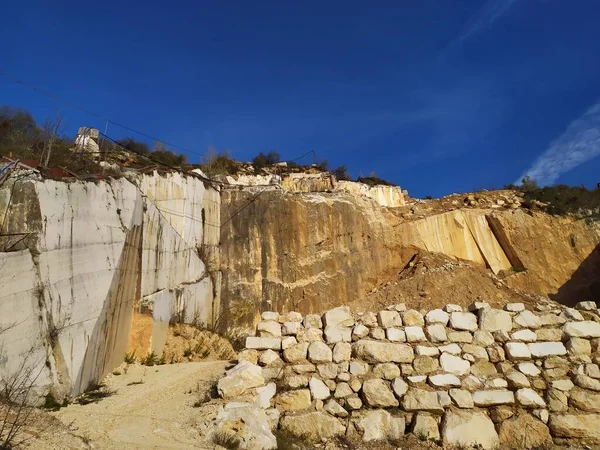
[{"x1": 52, "y1": 361, "x2": 228, "y2": 450}]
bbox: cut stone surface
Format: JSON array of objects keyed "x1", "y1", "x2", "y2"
[
  {"x1": 323, "y1": 326, "x2": 352, "y2": 344},
  {"x1": 309, "y1": 377, "x2": 330, "y2": 400},
  {"x1": 373, "y1": 362, "x2": 401, "y2": 380},
  {"x1": 548, "y1": 413, "x2": 600, "y2": 439},
  {"x1": 429, "y1": 374, "x2": 461, "y2": 387},
  {"x1": 413, "y1": 355, "x2": 439, "y2": 374},
  {"x1": 369, "y1": 328, "x2": 386, "y2": 340},
  {"x1": 566, "y1": 337, "x2": 591, "y2": 355},
  {"x1": 246, "y1": 337, "x2": 282, "y2": 350},
  {"x1": 352, "y1": 340, "x2": 414, "y2": 363},
  {"x1": 218, "y1": 362, "x2": 266, "y2": 399},
  {"x1": 473, "y1": 330, "x2": 495, "y2": 347},
  {"x1": 308, "y1": 341, "x2": 333, "y2": 363},
  {"x1": 441, "y1": 409, "x2": 499, "y2": 450},
  {"x1": 402, "y1": 388, "x2": 444, "y2": 413},
  {"x1": 528, "y1": 342, "x2": 567, "y2": 358},
  {"x1": 448, "y1": 331, "x2": 473, "y2": 343},
  {"x1": 257, "y1": 320, "x2": 282, "y2": 337},
  {"x1": 511, "y1": 329, "x2": 537, "y2": 342},
  {"x1": 406, "y1": 326, "x2": 427, "y2": 342},
  {"x1": 573, "y1": 374, "x2": 600, "y2": 391},
  {"x1": 506, "y1": 371, "x2": 530, "y2": 388},
  {"x1": 516, "y1": 388, "x2": 546, "y2": 408},
  {"x1": 444, "y1": 304, "x2": 463, "y2": 312},
  {"x1": 513, "y1": 311, "x2": 542, "y2": 329},
  {"x1": 416, "y1": 345, "x2": 440, "y2": 357},
  {"x1": 361, "y1": 378, "x2": 399, "y2": 408},
  {"x1": 504, "y1": 303, "x2": 525, "y2": 312},
  {"x1": 478, "y1": 308, "x2": 513, "y2": 333},
  {"x1": 473, "y1": 390, "x2": 515, "y2": 406},
  {"x1": 517, "y1": 362, "x2": 541, "y2": 376},
  {"x1": 505, "y1": 342, "x2": 531, "y2": 360},
  {"x1": 426, "y1": 309, "x2": 450, "y2": 325},
  {"x1": 303, "y1": 314, "x2": 323, "y2": 329},
  {"x1": 449, "y1": 312, "x2": 478, "y2": 331},
  {"x1": 386, "y1": 328, "x2": 406, "y2": 342},
  {"x1": 256, "y1": 382, "x2": 277, "y2": 409},
  {"x1": 282, "y1": 321, "x2": 302, "y2": 336},
  {"x1": 563, "y1": 321, "x2": 600, "y2": 338},
  {"x1": 352, "y1": 324, "x2": 369, "y2": 340},
  {"x1": 324, "y1": 399, "x2": 348, "y2": 417},
  {"x1": 536, "y1": 328, "x2": 562, "y2": 341},
  {"x1": 440, "y1": 352, "x2": 470, "y2": 375},
  {"x1": 498, "y1": 413, "x2": 552, "y2": 449},
  {"x1": 280, "y1": 412, "x2": 346, "y2": 441},
  {"x1": 261, "y1": 311, "x2": 279, "y2": 321},
  {"x1": 332, "y1": 342, "x2": 351, "y2": 363},
  {"x1": 439, "y1": 343, "x2": 461, "y2": 355},
  {"x1": 323, "y1": 306, "x2": 354, "y2": 327},
  {"x1": 349, "y1": 359, "x2": 369, "y2": 376},
  {"x1": 392, "y1": 377, "x2": 408, "y2": 398},
  {"x1": 426, "y1": 324, "x2": 448, "y2": 343},
  {"x1": 357, "y1": 409, "x2": 405, "y2": 442},
  {"x1": 449, "y1": 388, "x2": 474, "y2": 408}
]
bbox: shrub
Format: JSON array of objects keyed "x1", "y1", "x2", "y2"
[
  {"x1": 252, "y1": 151, "x2": 281, "y2": 170},
  {"x1": 333, "y1": 165, "x2": 351, "y2": 181},
  {"x1": 124, "y1": 351, "x2": 136, "y2": 364},
  {"x1": 211, "y1": 430, "x2": 241, "y2": 449},
  {"x1": 141, "y1": 351, "x2": 159, "y2": 366},
  {"x1": 201, "y1": 148, "x2": 237, "y2": 176}
]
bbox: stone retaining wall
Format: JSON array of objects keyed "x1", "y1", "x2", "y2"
[{"x1": 216, "y1": 301, "x2": 600, "y2": 449}]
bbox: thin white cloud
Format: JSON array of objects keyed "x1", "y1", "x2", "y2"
[
  {"x1": 456, "y1": 0, "x2": 519, "y2": 43},
  {"x1": 518, "y1": 101, "x2": 600, "y2": 185}
]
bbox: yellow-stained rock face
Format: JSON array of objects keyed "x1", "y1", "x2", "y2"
[{"x1": 220, "y1": 189, "x2": 600, "y2": 330}]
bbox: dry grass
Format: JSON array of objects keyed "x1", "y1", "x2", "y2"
[{"x1": 162, "y1": 325, "x2": 236, "y2": 363}]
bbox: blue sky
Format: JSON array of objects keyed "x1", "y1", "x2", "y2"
[{"x1": 1, "y1": 0, "x2": 600, "y2": 197}]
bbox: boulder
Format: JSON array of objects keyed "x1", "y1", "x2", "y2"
[
  {"x1": 257, "y1": 320, "x2": 282, "y2": 337},
  {"x1": 256, "y1": 382, "x2": 277, "y2": 409},
  {"x1": 425, "y1": 308, "x2": 449, "y2": 325},
  {"x1": 352, "y1": 324, "x2": 369, "y2": 339},
  {"x1": 402, "y1": 309, "x2": 425, "y2": 327},
  {"x1": 283, "y1": 342, "x2": 309, "y2": 363},
  {"x1": 570, "y1": 388, "x2": 600, "y2": 412},
  {"x1": 334, "y1": 382, "x2": 353, "y2": 398},
  {"x1": 316, "y1": 362, "x2": 338, "y2": 379},
  {"x1": 473, "y1": 330, "x2": 495, "y2": 346},
  {"x1": 511, "y1": 329, "x2": 537, "y2": 342},
  {"x1": 528, "y1": 342, "x2": 567, "y2": 357},
  {"x1": 346, "y1": 395, "x2": 362, "y2": 410},
  {"x1": 576, "y1": 301, "x2": 598, "y2": 311},
  {"x1": 513, "y1": 311, "x2": 542, "y2": 329},
  {"x1": 280, "y1": 412, "x2": 346, "y2": 441},
  {"x1": 349, "y1": 359, "x2": 369, "y2": 376},
  {"x1": 449, "y1": 312, "x2": 478, "y2": 331},
  {"x1": 218, "y1": 362, "x2": 265, "y2": 399},
  {"x1": 259, "y1": 349, "x2": 283, "y2": 367},
  {"x1": 386, "y1": 328, "x2": 406, "y2": 342},
  {"x1": 549, "y1": 413, "x2": 600, "y2": 439},
  {"x1": 274, "y1": 389, "x2": 311, "y2": 412},
  {"x1": 323, "y1": 326, "x2": 352, "y2": 344},
  {"x1": 309, "y1": 377, "x2": 330, "y2": 400},
  {"x1": 505, "y1": 342, "x2": 531, "y2": 360},
  {"x1": 377, "y1": 310, "x2": 402, "y2": 328},
  {"x1": 372, "y1": 362, "x2": 401, "y2": 380},
  {"x1": 441, "y1": 409, "x2": 499, "y2": 450},
  {"x1": 405, "y1": 326, "x2": 427, "y2": 342},
  {"x1": 412, "y1": 413, "x2": 440, "y2": 441},
  {"x1": 361, "y1": 378, "x2": 399, "y2": 408},
  {"x1": 213, "y1": 403, "x2": 277, "y2": 450},
  {"x1": 323, "y1": 306, "x2": 353, "y2": 327},
  {"x1": 478, "y1": 308, "x2": 513, "y2": 333},
  {"x1": 498, "y1": 413, "x2": 552, "y2": 449},
  {"x1": 566, "y1": 337, "x2": 592, "y2": 355},
  {"x1": 303, "y1": 314, "x2": 322, "y2": 329},
  {"x1": 332, "y1": 342, "x2": 351, "y2": 362},
  {"x1": 573, "y1": 374, "x2": 600, "y2": 391},
  {"x1": 504, "y1": 303, "x2": 525, "y2": 312},
  {"x1": 563, "y1": 321, "x2": 600, "y2": 338},
  {"x1": 352, "y1": 340, "x2": 414, "y2": 363},
  {"x1": 426, "y1": 324, "x2": 447, "y2": 343},
  {"x1": 281, "y1": 336, "x2": 298, "y2": 350},
  {"x1": 444, "y1": 304, "x2": 463, "y2": 312},
  {"x1": 402, "y1": 389, "x2": 444, "y2": 413},
  {"x1": 356, "y1": 409, "x2": 405, "y2": 442}
]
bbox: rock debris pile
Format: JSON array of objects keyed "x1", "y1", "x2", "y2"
[{"x1": 216, "y1": 301, "x2": 600, "y2": 449}]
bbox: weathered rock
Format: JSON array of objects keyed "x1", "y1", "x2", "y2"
[
  {"x1": 369, "y1": 328, "x2": 386, "y2": 340},
  {"x1": 378, "y1": 310, "x2": 402, "y2": 328},
  {"x1": 540, "y1": 313, "x2": 567, "y2": 327},
  {"x1": 444, "y1": 304, "x2": 463, "y2": 312},
  {"x1": 506, "y1": 371, "x2": 530, "y2": 388},
  {"x1": 504, "y1": 303, "x2": 525, "y2": 312},
  {"x1": 352, "y1": 340, "x2": 414, "y2": 363},
  {"x1": 426, "y1": 309, "x2": 449, "y2": 325},
  {"x1": 473, "y1": 390, "x2": 515, "y2": 406},
  {"x1": 439, "y1": 343, "x2": 461, "y2": 355},
  {"x1": 218, "y1": 362, "x2": 266, "y2": 399},
  {"x1": 536, "y1": 328, "x2": 562, "y2": 341},
  {"x1": 576, "y1": 301, "x2": 598, "y2": 311},
  {"x1": 373, "y1": 362, "x2": 401, "y2": 380},
  {"x1": 412, "y1": 413, "x2": 440, "y2": 441},
  {"x1": 426, "y1": 324, "x2": 447, "y2": 343},
  {"x1": 517, "y1": 362, "x2": 540, "y2": 376},
  {"x1": 350, "y1": 379, "x2": 362, "y2": 392},
  {"x1": 303, "y1": 314, "x2": 322, "y2": 329},
  {"x1": 533, "y1": 409, "x2": 549, "y2": 424},
  {"x1": 479, "y1": 308, "x2": 513, "y2": 333},
  {"x1": 281, "y1": 336, "x2": 298, "y2": 350},
  {"x1": 281, "y1": 312, "x2": 303, "y2": 323},
  {"x1": 297, "y1": 327, "x2": 324, "y2": 342},
  {"x1": 586, "y1": 363, "x2": 600, "y2": 378},
  {"x1": 283, "y1": 341, "x2": 309, "y2": 363},
  {"x1": 574, "y1": 374, "x2": 600, "y2": 391},
  {"x1": 563, "y1": 321, "x2": 600, "y2": 338},
  {"x1": 274, "y1": 389, "x2": 311, "y2": 412},
  {"x1": 505, "y1": 342, "x2": 531, "y2": 360},
  {"x1": 429, "y1": 374, "x2": 461, "y2": 387},
  {"x1": 346, "y1": 395, "x2": 362, "y2": 410},
  {"x1": 498, "y1": 413, "x2": 552, "y2": 449},
  {"x1": 316, "y1": 362, "x2": 338, "y2": 379},
  {"x1": 352, "y1": 324, "x2": 369, "y2": 340},
  {"x1": 308, "y1": 341, "x2": 332, "y2": 363},
  {"x1": 257, "y1": 320, "x2": 282, "y2": 338},
  {"x1": 441, "y1": 409, "x2": 499, "y2": 450},
  {"x1": 334, "y1": 382, "x2": 353, "y2": 398},
  {"x1": 513, "y1": 311, "x2": 542, "y2": 329},
  {"x1": 473, "y1": 330, "x2": 495, "y2": 346},
  {"x1": 403, "y1": 309, "x2": 425, "y2": 327},
  {"x1": 548, "y1": 413, "x2": 600, "y2": 439},
  {"x1": 332, "y1": 342, "x2": 351, "y2": 363},
  {"x1": 487, "y1": 344, "x2": 506, "y2": 363},
  {"x1": 280, "y1": 412, "x2": 346, "y2": 441},
  {"x1": 261, "y1": 311, "x2": 280, "y2": 322},
  {"x1": 408, "y1": 375, "x2": 427, "y2": 385},
  {"x1": 323, "y1": 306, "x2": 353, "y2": 327},
  {"x1": 213, "y1": 403, "x2": 277, "y2": 450},
  {"x1": 449, "y1": 388, "x2": 474, "y2": 408},
  {"x1": 238, "y1": 349, "x2": 261, "y2": 364},
  {"x1": 392, "y1": 377, "x2": 408, "y2": 398},
  {"x1": 386, "y1": 327, "x2": 406, "y2": 342},
  {"x1": 546, "y1": 389, "x2": 569, "y2": 412},
  {"x1": 323, "y1": 326, "x2": 352, "y2": 344},
  {"x1": 291, "y1": 363, "x2": 315, "y2": 374},
  {"x1": 324, "y1": 399, "x2": 348, "y2": 417},
  {"x1": 246, "y1": 337, "x2": 282, "y2": 350},
  {"x1": 448, "y1": 331, "x2": 473, "y2": 343},
  {"x1": 416, "y1": 345, "x2": 440, "y2": 357},
  {"x1": 462, "y1": 375, "x2": 484, "y2": 391},
  {"x1": 511, "y1": 329, "x2": 537, "y2": 342},
  {"x1": 570, "y1": 388, "x2": 600, "y2": 412},
  {"x1": 551, "y1": 379, "x2": 574, "y2": 391},
  {"x1": 516, "y1": 388, "x2": 546, "y2": 408},
  {"x1": 490, "y1": 405, "x2": 514, "y2": 422},
  {"x1": 440, "y1": 352, "x2": 470, "y2": 375},
  {"x1": 357, "y1": 409, "x2": 404, "y2": 442},
  {"x1": 309, "y1": 377, "x2": 330, "y2": 400},
  {"x1": 406, "y1": 326, "x2": 427, "y2": 342},
  {"x1": 283, "y1": 374, "x2": 309, "y2": 389},
  {"x1": 449, "y1": 312, "x2": 478, "y2": 331},
  {"x1": 361, "y1": 378, "x2": 398, "y2": 408},
  {"x1": 566, "y1": 337, "x2": 592, "y2": 355},
  {"x1": 462, "y1": 344, "x2": 488, "y2": 360},
  {"x1": 469, "y1": 360, "x2": 497, "y2": 378},
  {"x1": 402, "y1": 389, "x2": 444, "y2": 414},
  {"x1": 413, "y1": 356, "x2": 439, "y2": 374},
  {"x1": 282, "y1": 321, "x2": 303, "y2": 336}
]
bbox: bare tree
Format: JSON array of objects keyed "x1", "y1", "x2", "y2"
[{"x1": 39, "y1": 112, "x2": 65, "y2": 169}]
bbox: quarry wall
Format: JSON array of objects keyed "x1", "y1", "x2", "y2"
[
  {"x1": 216, "y1": 301, "x2": 600, "y2": 448},
  {"x1": 0, "y1": 171, "x2": 220, "y2": 397}
]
